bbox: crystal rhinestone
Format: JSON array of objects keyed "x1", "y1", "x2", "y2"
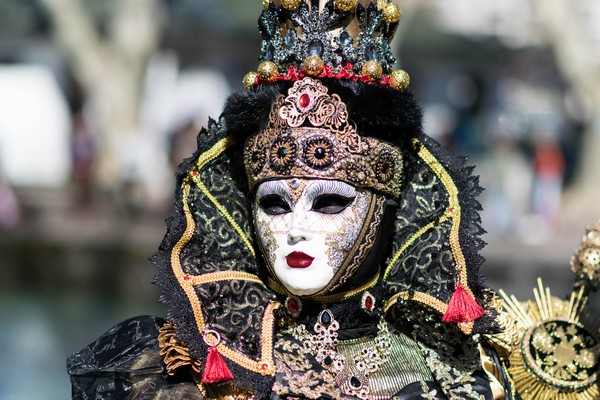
[
  {"x1": 340, "y1": 30, "x2": 353, "y2": 46},
  {"x1": 299, "y1": 93, "x2": 311, "y2": 108},
  {"x1": 320, "y1": 310, "x2": 332, "y2": 325},
  {"x1": 350, "y1": 376, "x2": 362, "y2": 389},
  {"x1": 285, "y1": 29, "x2": 297, "y2": 48},
  {"x1": 314, "y1": 147, "x2": 326, "y2": 159},
  {"x1": 264, "y1": 44, "x2": 275, "y2": 61},
  {"x1": 308, "y1": 41, "x2": 324, "y2": 57},
  {"x1": 364, "y1": 43, "x2": 377, "y2": 61}
]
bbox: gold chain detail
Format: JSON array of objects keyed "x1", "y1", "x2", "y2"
[
  {"x1": 384, "y1": 291, "x2": 448, "y2": 315},
  {"x1": 189, "y1": 136, "x2": 256, "y2": 258},
  {"x1": 267, "y1": 272, "x2": 379, "y2": 304},
  {"x1": 172, "y1": 183, "x2": 207, "y2": 330},
  {"x1": 188, "y1": 271, "x2": 264, "y2": 286}
]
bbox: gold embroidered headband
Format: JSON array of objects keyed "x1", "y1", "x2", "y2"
[{"x1": 243, "y1": 77, "x2": 403, "y2": 198}]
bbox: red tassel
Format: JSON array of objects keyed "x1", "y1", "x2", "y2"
[
  {"x1": 442, "y1": 283, "x2": 485, "y2": 323},
  {"x1": 202, "y1": 346, "x2": 234, "y2": 384}
]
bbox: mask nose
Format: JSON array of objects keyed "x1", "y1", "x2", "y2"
[{"x1": 287, "y1": 209, "x2": 310, "y2": 245}]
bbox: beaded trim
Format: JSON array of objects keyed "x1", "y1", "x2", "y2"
[{"x1": 244, "y1": 77, "x2": 403, "y2": 198}]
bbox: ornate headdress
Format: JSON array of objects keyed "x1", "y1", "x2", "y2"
[
  {"x1": 244, "y1": 77, "x2": 404, "y2": 197},
  {"x1": 244, "y1": 0, "x2": 411, "y2": 90}
]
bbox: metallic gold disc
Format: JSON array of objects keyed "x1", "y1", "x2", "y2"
[
  {"x1": 257, "y1": 61, "x2": 279, "y2": 82},
  {"x1": 382, "y1": 3, "x2": 401, "y2": 23},
  {"x1": 390, "y1": 69, "x2": 410, "y2": 90},
  {"x1": 334, "y1": 0, "x2": 357, "y2": 12},
  {"x1": 361, "y1": 60, "x2": 383, "y2": 80},
  {"x1": 281, "y1": 0, "x2": 302, "y2": 11},
  {"x1": 262, "y1": 0, "x2": 270, "y2": 10},
  {"x1": 243, "y1": 72, "x2": 258, "y2": 90},
  {"x1": 302, "y1": 55, "x2": 324, "y2": 76}
]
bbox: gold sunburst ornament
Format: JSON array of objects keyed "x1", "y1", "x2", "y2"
[{"x1": 499, "y1": 220, "x2": 600, "y2": 400}]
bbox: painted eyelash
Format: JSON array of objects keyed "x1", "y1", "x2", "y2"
[
  {"x1": 305, "y1": 180, "x2": 356, "y2": 203},
  {"x1": 256, "y1": 181, "x2": 292, "y2": 203}
]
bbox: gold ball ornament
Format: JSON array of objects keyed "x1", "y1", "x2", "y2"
[
  {"x1": 376, "y1": 0, "x2": 387, "y2": 10},
  {"x1": 262, "y1": 0, "x2": 270, "y2": 10},
  {"x1": 361, "y1": 60, "x2": 383, "y2": 80},
  {"x1": 302, "y1": 55, "x2": 324, "y2": 76},
  {"x1": 281, "y1": 0, "x2": 302, "y2": 10},
  {"x1": 257, "y1": 61, "x2": 279, "y2": 82},
  {"x1": 382, "y1": 3, "x2": 401, "y2": 23},
  {"x1": 390, "y1": 69, "x2": 410, "y2": 90},
  {"x1": 243, "y1": 72, "x2": 258, "y2": 90},
  {"x1": 334, "y1": 0, "x2": 357, "y2": 12}
]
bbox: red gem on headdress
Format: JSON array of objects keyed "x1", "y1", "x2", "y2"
[
  {"x1": 299, "y1": 93, "x2": 311, "y2": 108},
  {"x1": 365, "y1": 296, "x2": 373, "y2": 311},
  {"x1": 183, "y1": 275, "x2": 191, "y2": 281}
]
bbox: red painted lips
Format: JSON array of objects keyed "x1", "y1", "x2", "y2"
[{"x1": 285, "y1": 251, "x2": 314, "y2": 268}]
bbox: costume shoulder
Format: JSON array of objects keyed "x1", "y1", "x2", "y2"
[{"x1": 67, "y1": 315, "x2": 204, "y2": 400}]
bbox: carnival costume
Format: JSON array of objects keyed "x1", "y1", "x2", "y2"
[{"x1": 68, "y1": 1, "x2": 599, "y2": 399}]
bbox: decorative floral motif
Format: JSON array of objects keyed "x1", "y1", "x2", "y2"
[
  {"x1": 270, "y1": 136, "x2": 298, "y2": 173},
  {"x1": 303, "y1": 136, "x2": 334, "y2": 169},
  {"x1": 375, "y1": 152, "x2": 396, "y2": 183},
  {"x1": 249, "y1": 147, "x2": 267, "y2": 175}
]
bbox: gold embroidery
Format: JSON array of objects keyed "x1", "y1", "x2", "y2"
[{"x1": 189, "y1": 136, "x2": 255, "y2": 258}]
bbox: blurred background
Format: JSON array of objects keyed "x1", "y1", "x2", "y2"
[{"x1": 1, "y1": 0, "x2": 599, "y2": 398}]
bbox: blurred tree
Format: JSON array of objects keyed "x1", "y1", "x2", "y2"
[{"x1": 40, "y1": 0, "x2": 162, "y2": 194}]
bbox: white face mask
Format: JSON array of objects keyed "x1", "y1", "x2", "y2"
[{"x1": 253, "y1": 178, "x2": 372, "y2": 296}]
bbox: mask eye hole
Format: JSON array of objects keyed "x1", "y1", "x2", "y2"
[
  {"x1": 259, "y1": 195, "x2": 291, "y2": 215},
  {"x1": 312, "y1": 194, "x2": 355, "y2": 214}
]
